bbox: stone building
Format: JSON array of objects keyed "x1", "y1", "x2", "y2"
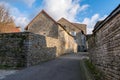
[
  {"x1": 58, "y1": 18, "x2": 86, "y2": 34},
  {"x1": 88, "y1": 4, "x2": 120, "y2": 80},
  {"x1": 25, "y1": 10, "x2": 87, "y2": 54},
  {"x1": 58, "y1": 18, "x2": 87, "y2": 52},
  {"x1": 76, "y1": 31, "x2": 87, "y2": 52},
  {"x1": 25, "y1": 10, "x2": 77, "y2": 56},
  {"x1": 25, "y1": 10, "x2": 58, "y2": 38}
]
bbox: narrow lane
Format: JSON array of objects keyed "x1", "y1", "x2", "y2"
[{"x1": 2, "y1": 53, "x2": 89, "y2": 80}]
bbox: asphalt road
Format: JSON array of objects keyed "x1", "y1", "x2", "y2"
[{"x1": 2, "y1": 53, "x2": 89, "y2": 80}]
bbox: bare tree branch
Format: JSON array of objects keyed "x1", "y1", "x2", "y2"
[{"x1": 0, "y1": 4, "x2": 13, "y2": 23}]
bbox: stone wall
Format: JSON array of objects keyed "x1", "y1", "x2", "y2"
[
  {"x1": 46, "y1": 26, "x2": 78, "y2": 57},
  {"x1": 26, "y1": 33, "x2": 56, "y2": 66},
  {"x1": 88, "y1": 13, "x2": 120, "y2": 79},
  {"x1": 46, "y1": 37, "x2": 60, "y2": 57},
  {"x1": 58, "y1": 25, "x2": 77, "y2": 55},
  {"x1": 0, "y1": 32, "x2": 28, "y2": 68},
  {"x1": 0, "y1": 31, "x2": 77, "y2": 68},
  {"x1": 0, "y1": 32, "x2": 56, "y2": 67}
]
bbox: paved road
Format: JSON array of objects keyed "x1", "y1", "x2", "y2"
[{"x1": 2, "y1": 53, "x2": 89, "y2": 80}]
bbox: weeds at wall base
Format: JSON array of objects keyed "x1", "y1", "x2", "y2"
[{"x1": 84, "y1": 59, "x2": 104, "y2": 80}]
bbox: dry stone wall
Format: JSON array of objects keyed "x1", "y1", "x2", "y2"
[
  {"x1": 0, "y1": 31, "x2": 77, "y2": 68},
  {"x1": 88, "y1": 14, "x2": 120, "y2": 80},
  {"x1": 0, "y1": 32, "x2": 56, "y2": 68},
  {"x1": 0, "y1": 32, "x2": 28, "y2": 68},
  {"x1": 26, "y1": 33, "x2": 56, "y2": 66}
]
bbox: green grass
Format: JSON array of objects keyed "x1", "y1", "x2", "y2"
[
  {"x1": 84, "y1": 59, "x2": 104, "y2": 80},
  {"x1": 0, "y1": 64, "x2": 12, "y2": 69},
  {"x1": 0, "y1": 63, "x2": 26, "y2": 70}
]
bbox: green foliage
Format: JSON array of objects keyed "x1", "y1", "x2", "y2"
[
  {"x1": 84, "y1": 59, "x2": 104, "y2": 80},
  {"x1": 0, "y1": 64, "x2": 12, "y2": 69}
]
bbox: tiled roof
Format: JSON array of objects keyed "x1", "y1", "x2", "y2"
[{"x1": 0, "y1": 22, "x2": 20, "y2": 33}]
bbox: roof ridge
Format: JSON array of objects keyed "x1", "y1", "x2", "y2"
[
  {"x1": 93, "y1": 4, "x2": 120, "y2": 32},
  {"x1": 57, "y1": 23, "x2": 73, "y2": 37},
  {"x1": 58, "y1": 18, "x2": 82, "y2": 30},
  {"x1": 73, "y1": 22, "x2": 86, "y2": 26},
  {"x1": 25, "y1": 10, "x2": 57, "y2": 30},
  {"x1": 41, "y1": 10, "x2": 57, "y2": 24}
]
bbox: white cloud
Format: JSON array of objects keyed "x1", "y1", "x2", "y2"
[
  {"x1": 82, "y1": 14, "x2": 107, "y2": 34},
  {"x1": 87, "y1": 27, "x2": 93, "y2": 34},
  {"x1": 99, "y1": 15, "x2": 107, "y2": 20},
  {"x1": 13, "y1": 16, "x2": 29, "y2": 30},
  {"x1": 0, "y1": 0, "x2": 108, "y2": 33},
  {"x1": 82, "y1": 14, "x2": 100, "y2": 28},
  {"x1": 23, "y1": 0, "x2": 36, "y2": 7},
  {"x1": 79, "y1": 5, "x2": 89, "y2": 12},
  {"x1": 43, "y1": 0, "x2": 89, "y2": 21},
  {"x1": 0, "y1": 0, "x2": 35, "y2": 7},
  {"x1": 9, "y1": 7, "x2": 30, "y2": 30}
]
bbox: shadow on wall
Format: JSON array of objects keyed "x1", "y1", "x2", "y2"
[
  {"x1": 0, "y1": 32, "x2": 57, "y2": 68},
  {"x1": 0, "y1": 30, "x2": 77, "y2": 68}
]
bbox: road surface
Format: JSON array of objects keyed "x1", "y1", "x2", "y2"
[{"x1": 1, "y1": 53, "x2": 89, "y2": 80}]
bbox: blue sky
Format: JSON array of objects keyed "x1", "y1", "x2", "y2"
[{"x1": 0, "y1": 0, "x2": 119, "y2": 34}]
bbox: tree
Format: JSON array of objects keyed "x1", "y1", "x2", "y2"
[{"x1": 0, "y1": 4, "x2": 13, "y2": 23}]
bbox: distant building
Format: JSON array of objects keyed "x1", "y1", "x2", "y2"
[
  {"x1": 57, "y1": 18, "x2": 87, "y2": 34},
  {"x1": 58, "y1": 18, "x2": 87, "y2": 52},
  {"x1": 76, "y1": 31, "x2": 87, "y2": 52},
  {"x1": 0, "y1": 22, "x2": 21, "y2": 33}
]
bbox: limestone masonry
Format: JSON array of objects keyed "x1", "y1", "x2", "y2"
[
  {"x1": 88, "y1": 4, "x2": 120, "y2": 80},
  {"x1": 0, "y1": 32, "x2": 56, "y2": 67}
]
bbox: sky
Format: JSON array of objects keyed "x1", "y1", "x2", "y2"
[{"x1": 0, "y1": 0, "x2": 119, "y2": 34}]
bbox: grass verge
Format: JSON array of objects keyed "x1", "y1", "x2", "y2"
[
  {"x1": 84, "y1": 59, "x2": 104, "y2": 80},
  {"x1": 0, "y1": 64, "x2": 12, "y2": 69}
]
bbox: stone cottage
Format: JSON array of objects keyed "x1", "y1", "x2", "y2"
[{"x1": 25, "y1": 10, "x2": 87, "y2": 54}]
